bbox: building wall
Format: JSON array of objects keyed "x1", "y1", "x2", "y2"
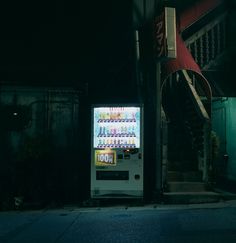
[
  {"x1": 0, "y1": 86, "x2": 82, "y2": 204},
  {"x1": 212, "y1": 98, "x2": 236, "y2": 182},
  {"x1": 225, "y1": 98, "x2": 236, "y2": 181},
  {"x1": 0, "y1": 87, "x2": 79, "y2": 151}
]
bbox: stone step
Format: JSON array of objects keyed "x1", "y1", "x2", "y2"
[
  {"x1": 167, "y1": 171, "x2": 202, "y2": 182},
  {"x1": 167, "y1": 182, "x2": 206, "y2": 192}
]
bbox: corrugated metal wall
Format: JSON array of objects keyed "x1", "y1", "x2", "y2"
[{"x1": 0, "y1": 86, "x2": 81, "y2": 205}]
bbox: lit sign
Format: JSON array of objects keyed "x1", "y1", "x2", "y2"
[{"x1": 95, "y1": 150, "x2": 117, "y2": 166}]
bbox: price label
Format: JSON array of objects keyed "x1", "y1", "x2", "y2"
[{"x1": 95, "y1": 150, "x2": 116, "y2": 166}]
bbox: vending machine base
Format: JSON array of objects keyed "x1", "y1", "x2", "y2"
[{"x1": 91, "y1": 189, "x2": 143, "y2": 199}]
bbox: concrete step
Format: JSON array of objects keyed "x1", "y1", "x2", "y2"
[
  {"x1": 167, "y1": 182, "x2": 206, "y2": 192},
  {"x1": 167, "y1": 171, "x2": 202, "y2": 182},
  {"x1": 163, "y1": 191, "x2": 222, "y2": 204},
  {"x1": 213, "y1": 188, "x2": 236, "y2": 201}
]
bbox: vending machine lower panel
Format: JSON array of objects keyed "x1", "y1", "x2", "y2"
[{"x1": 91, "y1": 148, "x2": 143, "y2": 198}]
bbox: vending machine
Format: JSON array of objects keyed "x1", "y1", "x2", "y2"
[{"x1": 91, "y1": 105, "x2": 144, "y2": 198}]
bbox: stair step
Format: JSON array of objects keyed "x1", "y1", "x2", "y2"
[
  {"x1": 167, "y1": 182, "x2": 207, "y2": 192},
  {"x1": 167, "y1": 171, "x2": 202, "y2": 182},
  {"x1": 168, "y1": 162, "x2": 198, "y2": 171},
  {"x1": 167, "y1": 171, "x2": 183, "y2": 181},
  {"x1": 163, "y1": 191, "x2": 221, "y2": 204}
]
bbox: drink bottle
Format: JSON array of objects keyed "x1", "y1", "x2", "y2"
[
  {"x1": 117, "y1": 112, "x2": 120, "y2": 120},
  {"x1": 99, "y1": 127, "x2": 102, "y2": 136},
  {"x1": 132, "y1": 126, "x2": 135, "y2": 136},
  {"x1": 120, "y1": 111, "x2": 124, "y2": 120},
  {"x1": 132, "y1": 112, "x2": 135, "y2": 121},
  {"x1": 121, "y1": 126, "x2": 124, "y2": 136},
  {"x1": 128, "y1": 126, "x2": 132, "y2": 136},
  {"x1": 106, "y1": 126, "x2": 110, "y2": 136},
  {"x1": 117, "y1": 127, "x2": 120, "y2": 135},
  {"x1": 114, "y1": 112, "x2": 117, "y2": 120},
  {"x1": 109, "y1": 126, "x2": 112, "y2": 136},
  {"x1": 124, "y1": 126, "x2": 127, "y2": 136}
]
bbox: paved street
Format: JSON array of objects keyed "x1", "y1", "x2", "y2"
[{"x1": 0, "y1": 201, "x2": 236, "y2": 243}]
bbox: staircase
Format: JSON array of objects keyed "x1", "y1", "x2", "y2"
[{"x1": 162, "y1": 70, "x2": 219, "y2": 203}]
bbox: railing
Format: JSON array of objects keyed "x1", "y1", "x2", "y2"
[
  {"x1": 180, "y1": 70, "x2": 211, "y2": 182},
  {"x1": 185, "y1": 13, "x2": 227, "y2": 69}
]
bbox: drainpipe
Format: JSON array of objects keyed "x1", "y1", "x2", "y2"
[
  {"x1": 134, "y1": 30, "x2": 143, "y2": 103},
  {"x1": 155, "y1": 62, "x2": 162, "y2": 197}
]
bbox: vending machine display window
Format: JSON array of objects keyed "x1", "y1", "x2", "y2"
[{"x1": 93, "y1": 107, "x2": 140, "y2": 149}]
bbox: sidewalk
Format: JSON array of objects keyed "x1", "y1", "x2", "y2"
[{"x1": 1, "y1": 199, "x2": 236, "y2": 242}]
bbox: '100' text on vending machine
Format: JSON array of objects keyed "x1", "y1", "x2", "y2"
[{"x1": 91, "y1": 105, "x2": 144, "y2": 198}]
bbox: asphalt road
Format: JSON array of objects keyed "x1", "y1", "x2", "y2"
[{"x1": 0, "y1": 201, "x2": 236, "y2": 243}]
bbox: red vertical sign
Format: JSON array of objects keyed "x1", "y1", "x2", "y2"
[{"x1": 154, "y1": 12, "x2": 167, "y2": 59}]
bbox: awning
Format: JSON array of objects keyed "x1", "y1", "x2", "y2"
[
  {"x1": 162, "y1": 0, "x2": 225, "y2": 80},
  {"x1": 179, "y1": 0, "x2": 224, "y2": 31},
  {"x1": 161, "y1": 32, "x2": 201, "y2": 80},
  {"x1": 161, "y1": 0, "x2": 225, "y2": 100},
  {"x1": 161, "y1": 32, "x2": 212, "y2": 100}
]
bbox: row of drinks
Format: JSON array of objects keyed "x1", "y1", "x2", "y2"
[
  {"x1": 97, "y1": 138, "x2": 136, "y2": 148},
  {"x1": 98, "y1": 118, "x2": 136, "y2": 123},
  {"x1": 98, "y1": 125, "x2": 136, "y2": 137},
  {"x1": 98, "y1": 112, "x2": 136, "y2": 122}
]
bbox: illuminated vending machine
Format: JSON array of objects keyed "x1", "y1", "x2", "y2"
[{"x1": 91, "y1": 105, "x2": 144, "y2": 198}]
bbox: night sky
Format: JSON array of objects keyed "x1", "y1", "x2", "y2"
[{"x1": 0, "y1": 1, "x2": 133, "y2": 85}]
